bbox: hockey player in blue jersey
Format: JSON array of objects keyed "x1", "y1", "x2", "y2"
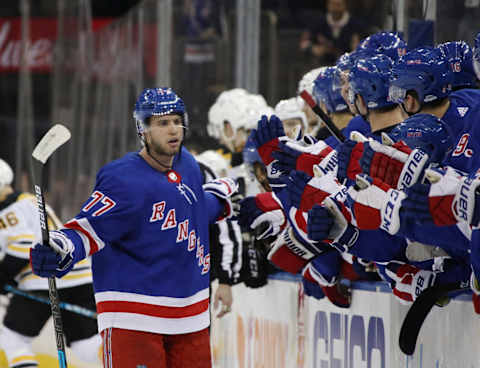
[
  {"x1": 313, "y1": 65, "x2": 370, "y2": 149},
  {"x1": 29, "y1": 87, "x2": 238, "y2": 368},
  {"x1": 386, "y1": 46, "x2": 480, "y2": 174}
]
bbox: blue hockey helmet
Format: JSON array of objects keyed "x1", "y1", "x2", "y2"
[
  {"x1": 336, "y1": 49, "x2": 376, "y2": 72},
  {"x1": 389, "y1": 47, "x2": 453, "y2": 105},
  {"x1": 313, "y1": 66, "x2": 348, "y2": 113},
  {"x1": 474, "y1": 32, "x2": 480, "y2": 80},
  {"x1": 389, "y1": 113, "x2": 454, "y2": 163},
  {"x1": 333, "y1": 49, "x2": 377, "y2": 99},
  {"x1": 133, "y1": 87, "x2": 187, "y2": 141},
  {"x1": 357, "y1": 31, "x2": 407, "y2": 62},
  {"x1": 437, "y1": 41, "x2": 476, "y2": 89},
  {"x1": 348, "y1": 54, "x2": 395, "y2": 110}
]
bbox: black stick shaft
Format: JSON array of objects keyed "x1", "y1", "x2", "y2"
[
  {"x1": 33, "y1": 163, "x2": 68, "y2": 368},
  {"x1": 299, "y1": 90, "x2": 346, "y2": 143}
]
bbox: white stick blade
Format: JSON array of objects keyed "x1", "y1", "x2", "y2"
[{"x1": 32, "y1": 124, "x2": 71, "y2": 164}]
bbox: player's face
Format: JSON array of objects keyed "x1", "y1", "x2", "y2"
[
  {"x1": 282, "y1": 118, "x2": 303, "y2": 139},
  {"x1": 340, "y1": 73, "x2": 356, "y2": 114},
  {"x1": 146, "y1": 114, "x2": 184, "y2": 157},
  {"x1": 253, "y1": 162, "x2": 272, "y2": 192},
  {"x1": 303, "y1": 105, "x2": 321, "y2": 134}
]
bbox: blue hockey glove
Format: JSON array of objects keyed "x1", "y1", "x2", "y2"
[
  {"x1": 238, "y1": 193, "x2": 286, "y2": 240},
  {"x1": 249, "y1": 115, "x2": 289, "y2": 190},
  {"x1": 336, "y1": 139, "x2": 364, "y2": 183},
  {"x1": 30, "y1": 231, "x2": 79, "y2": 278},
  {"x1": 307, "y1": 198, "x2": 359, "y2": 253}
]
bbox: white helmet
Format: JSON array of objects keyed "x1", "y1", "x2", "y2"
[
  {"x1": 208, "y1": 89, "x2": 270, "y2": 152},
  {"x1": 207, "y1": 88, "x2": 251, "y2": 140},
  {"x1": 297, "y1": 67, "x2": 324, "y2": 96},
  {"x1": 0, "y1": 159, "x2": 13, "y2": 189},
  {"x1": 216, "y1": 88, "x2": 250, "y2": 104},
  {"x1": 248, "y1": 93, "x2": 268, "y2": 108},
  {"x1": 244, "y1": 105, "x2": 275, "y2": 131},
  {"x1": 195, "y1": 150, "x2": 229, "y2": 177},
  {"x1": 274, "y1": 97, "x2": 308, "y2": 131}
]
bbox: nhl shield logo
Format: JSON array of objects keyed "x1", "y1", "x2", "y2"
[{"x1": 166, "y1": 170, "x2": 181, "y2": 184}]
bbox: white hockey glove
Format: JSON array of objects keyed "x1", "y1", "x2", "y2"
[{"x1": 203, "y1": 177, "x2": 240, "y2": 222}]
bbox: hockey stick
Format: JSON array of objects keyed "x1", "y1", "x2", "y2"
[
  {"x1": 398, "y1": 282, "x2": 469, "y2": 355},
  {"x1": 32, "y1": 124, "x2": 71, "y2": 368},
  {"x1": 4, "y1": 285, "x2": 97, "y2": 319},
  {"x1": 299, "y1": 90, "x2": 345, "y2": 143}
]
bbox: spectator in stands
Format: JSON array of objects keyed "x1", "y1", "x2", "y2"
[
  {"x1": 299, "y1": 0, "x2": 364, "y2": 64},
  {"x1": 181, "y1": 0, "x2": 226, "y2": 138}
]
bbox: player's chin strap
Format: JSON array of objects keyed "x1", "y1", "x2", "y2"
[
  {"x1": 145, "y1": 144, "x2": 173, "y2": 171},
  {"x1": 139, "y1": 119, "x2": 188, "y2": 171},
  {"x1": 400, "y1": 97, "x2": 422, "y2": 117},
  {"x1": 353, "y1": 96, "x2": 370, "y2": 121}
]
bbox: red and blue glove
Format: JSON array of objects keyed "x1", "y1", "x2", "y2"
[
  {"x1": 285, "y1": 169, "x2": 346, "y2": 212},
  {"x1": 346, "y1": 174, "x2": 406, "y2": 235},
  {"x1": 271, "y1": 139, "x2": 337, "y2": 177},
  {"x1": 307, "y1": 198, "x2": 359, "y2": 253},
  {"x1": 302, "y1": 253, "x2": 351, "y2": 308},
  {"x1": 238, "y1": 192, "x2": 286, "y2": 240},
  {"x1": 336, "y1": 131, "x2": 368, "y2": 182},
  {"x1": 249, "y1": 115, "x2": 289, "y2": 190},
  {"x1": 385, "y1": 261, "x2": 436, "y2": 305},
  {"x1": 267, "y1": 226, "x2": 329, "y2": 274},
  {"x1": 360, "y1": 135, "x2": 429, "y2": 189},
  {"x1": 281, "y1": 167, "x2": 347, "y2": 243},
  {"x1": 30, "y1": 230, "x2": 83, "y2": 278},
  {"x1": 401, "y1": 167, "x2": 480, "y2": 227},
  {"x1": 337, "y1": 139, "x2": 364, "y2": 183}
]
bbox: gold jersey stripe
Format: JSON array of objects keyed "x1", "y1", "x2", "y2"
[
  {"x1": 7, "y1": 234, "x2": 35, "y2": 241},
  {"x1": 7, "y1": 244, "x2": 31, "y2": 253},
  {"x1": 17, "y1": 193, "x2": 35, "y2": 202},
  {"x1": 10, "y1": 354, "x2": 37, "y2": 364}
]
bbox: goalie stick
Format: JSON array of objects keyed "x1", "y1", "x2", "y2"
[
  {"x1": 398, "y1": 282, "x2": 469, "y2": 355},
  {"x1": 299, "y1": 90, "x2": 345, "y2": 143},
  {"x1": 4, "y1": 285, "x2": 97, "y2": 319},
  {"x1": 32, "y1": 124, "x2": 71, "y2": 368}
]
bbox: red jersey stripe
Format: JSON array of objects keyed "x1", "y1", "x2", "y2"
[
  {"x1": 97, "y1": 298, "x2": 209, "y2": 319},
  {"x1": 65, "y1": 219, "x2": 100, "y2": 254}
]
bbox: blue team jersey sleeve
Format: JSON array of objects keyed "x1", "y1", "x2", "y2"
[
  {"x1": 62, "y1": 162, "x2": 141, "y2": 257},
  {"x1": 347, "y1": 229, "x2": 408, "y2": 263},
  {"x1": 204, "y1": 191, "x2": 224, "y2": 223}
]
